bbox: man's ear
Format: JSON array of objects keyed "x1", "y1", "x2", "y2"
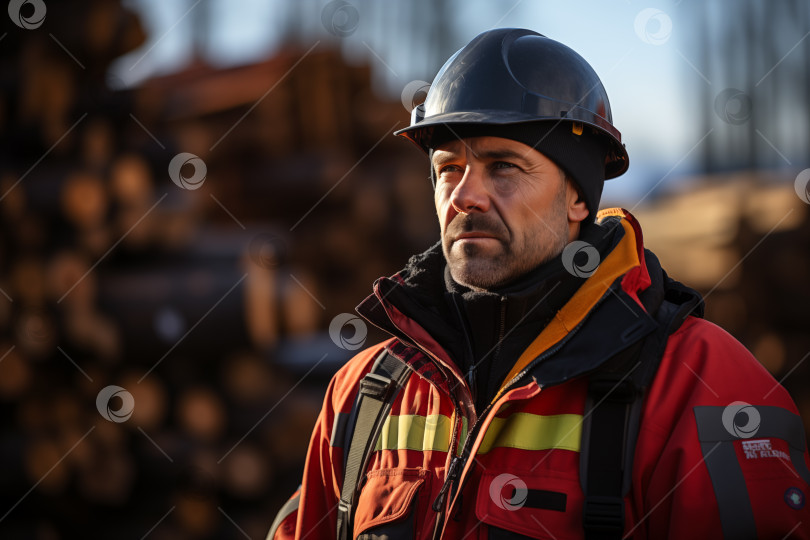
[{"x1": 565, "y1": 178, "x2": 589, "y2": 224}]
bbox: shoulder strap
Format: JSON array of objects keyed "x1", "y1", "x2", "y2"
[
  {"x1": 581, "y1": 292, "x2": 697, "y2": 539},
  {"x1": 336, "y1": 349, "x2": 411, "y2": 540},
  {"x1": 580, "y1": 340, "x2": 644, "y2": 539}
]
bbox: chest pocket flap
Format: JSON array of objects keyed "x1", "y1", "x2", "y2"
[{"x1": 354, "y1": 467, "x2": 430, "y2": 539}]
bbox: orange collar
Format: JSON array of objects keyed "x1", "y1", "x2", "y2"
[{"x1": 495, "y1": 208, "x2": 647, "y2": 400}]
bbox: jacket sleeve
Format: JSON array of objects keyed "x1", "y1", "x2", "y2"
[
  {"x1": 267, "y1": 487, "x2": 301, "y2": 540},
  {"x1": 265, "y1": 376, "x2": 340, "y2": 540},
  {"x1": 274, "y1": 343, "x2": 387, "y2": 540},
  {"x1": 631, "y1": 317, "x2": 810, "y2": 539}
]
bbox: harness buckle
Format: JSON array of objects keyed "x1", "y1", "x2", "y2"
[
  {"x1": 336, "y1": 500, "x2": 353, "y2": 538},
  {"x1": 583, "y1": 495, "x2": 625, "y2": 533},
  {"x1": 359, "y1": 373, "x2": 397, "y2": 401}
]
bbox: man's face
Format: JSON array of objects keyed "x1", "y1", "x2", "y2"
[{"x1": 432, "y1": 136, "x2": 587, "y2": 291}]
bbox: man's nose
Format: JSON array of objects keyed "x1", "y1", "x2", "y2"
[{"x1": 449, "y1": 167, "x2": 490, "y2": 214}]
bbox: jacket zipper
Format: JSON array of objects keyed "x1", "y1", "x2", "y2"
[
  {"x1": 432, "y1": 296, "x2": 508, "y2": 517},
  {"x1": 361, "y1": 310, "x2": 473, "y2": 525},
  {"x1": 371, "y1": 322, "x2": 468, "y2": 536},
  {"x1": 431, "y1": 291, "x2": 613, "y2": 537},
  {"x1": 430, "y1": 400, "x2": 498, "y2": 538},
  {"x1": 366, "y1": 283, "x2": 611, "y2": 538}
]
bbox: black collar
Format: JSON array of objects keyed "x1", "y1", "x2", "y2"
[{"x1": 442, "y1": 245, "x2": 590, "y2": 411}]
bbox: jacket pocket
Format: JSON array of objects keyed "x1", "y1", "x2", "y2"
[
  {"x1": 354, "y1": 467, "x2": 430, "y2": 540},
  {"x1": 476, "y1": 470, "x2": 583, "y2": 540}
]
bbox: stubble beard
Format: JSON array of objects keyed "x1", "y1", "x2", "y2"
[{"x1": 443, "y1": 190, "x2": 569, "y2": 291}]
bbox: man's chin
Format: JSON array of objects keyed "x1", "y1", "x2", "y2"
[{"x1": 446, "y1": 260, "x2": 508, "y2": 291}]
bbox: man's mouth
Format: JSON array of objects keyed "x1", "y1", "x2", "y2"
[
  {"x1": 454, "y1": 232, "x2": 500, "y2": 242},
  {"x1": 447, "y1": 214, "x2": 508, "y2": 245}
]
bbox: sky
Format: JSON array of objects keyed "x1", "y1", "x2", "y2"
[{"x1": 110, "y1": 0, "x2": 713, "y2": 206}]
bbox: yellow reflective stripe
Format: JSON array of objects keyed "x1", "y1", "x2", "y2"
[
  {"x1": 372, "y1": 413, "x2": 581, "y2": 454},
  {"x1": 375, "y1": 414, "x2": 452, "y2": 452},
  {"x1": 477, "y1": 413, "x2": 582, "y2": 454}
]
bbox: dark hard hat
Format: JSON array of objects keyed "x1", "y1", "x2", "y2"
[{"x1": 395, "y1": 28, "x2": 629, "y2": 218}]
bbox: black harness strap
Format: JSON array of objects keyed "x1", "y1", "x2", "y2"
[
  {"x1": 335, "y1": 350, "x2": 411, "y2": 540},
  {"x1": 581, "y1": 294, "x2": 699, "y2": 539},
  {"x1": 581, "y1": 343, "x2": 643, "y2": 539}
]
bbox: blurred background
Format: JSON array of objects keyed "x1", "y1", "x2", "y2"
[{"x1": 0, "y1": 0, "x2": 808, "y2": 538}]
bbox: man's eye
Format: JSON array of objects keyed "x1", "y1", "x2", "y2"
[
  {"x1": 493, "y1": 161, "x2": 516, "y2": 170},
  {"x1": 437, "y1": 164, "x2": 462, "y2": 175}
]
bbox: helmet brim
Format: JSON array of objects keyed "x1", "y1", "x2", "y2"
[{"x1": 394, "y1": 112, "x2": 629, "y2": 180}]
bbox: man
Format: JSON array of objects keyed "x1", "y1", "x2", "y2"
[{"x1": 269, "y1": 28, "x2": 810, "y2": 539}]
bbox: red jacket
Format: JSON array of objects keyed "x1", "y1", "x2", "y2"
[{"x1": 272, "y1": 209, "x2": 810, "y2": 539}]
